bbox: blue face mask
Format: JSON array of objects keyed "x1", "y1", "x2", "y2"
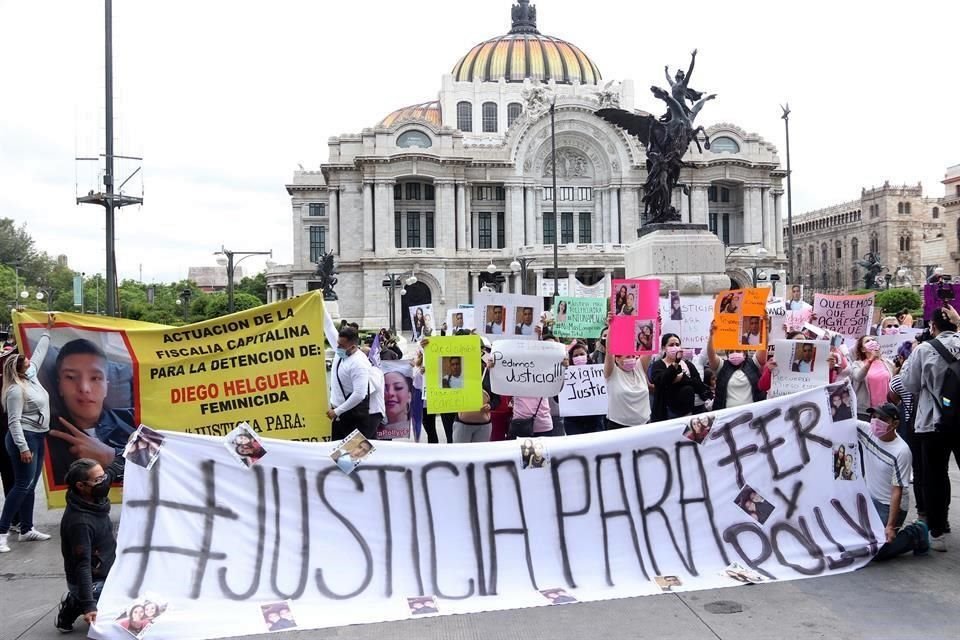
[
  {"x1": 24, "y1": 363, "x2": 38, "y2": 380},
  {"x1": 335, "y1": 348, "x2": 347, "y2": 359}
]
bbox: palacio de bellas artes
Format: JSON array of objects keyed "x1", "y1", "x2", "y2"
[{"x1": 268, "y1": 0, "x2": 788, "y2": 329}]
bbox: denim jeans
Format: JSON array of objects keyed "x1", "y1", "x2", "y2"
[
  {"x1": 0, "y1": 430, "x2": 46, "y2": 534},
  {"x1": 872, "y1": 498, "x2": 927, "y2": 560}
]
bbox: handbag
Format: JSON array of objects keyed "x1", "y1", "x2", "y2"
[{"x1": 508, "y1": 398, "x2": 543, "y2": 439}]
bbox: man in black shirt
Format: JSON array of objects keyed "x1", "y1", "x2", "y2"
[{"x1": 55, "y1": 456, "x2": 120, "y2": 633}]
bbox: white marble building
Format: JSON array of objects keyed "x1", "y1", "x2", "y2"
[{"x1": 267, "y1": 1, "x2": 786, "y2": 329}]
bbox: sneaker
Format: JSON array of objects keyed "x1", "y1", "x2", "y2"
[
  {"x1": 19, "y1": 528, "x2": 51, "y2": 542},
  {"x1": 0, "y1": 533, "x2": 9, "y2": 553},
  {"x1": 930, "y1": 533, "x2": 948, "y2": 552},
  {"x1": 913, "y1": 520, "x2": 930, "y2": 555},
  {"x1": 55, "y1": 592, "x2": 76, "y2": 633}
]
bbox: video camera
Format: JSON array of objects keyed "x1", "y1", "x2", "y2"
[{"x1": 937, "y1": 274, "x2": 955, "y2": 302}]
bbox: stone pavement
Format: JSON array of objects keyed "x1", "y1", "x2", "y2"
[{"x1": 3, "y1": 469, "x2": 959, "y2": 640}]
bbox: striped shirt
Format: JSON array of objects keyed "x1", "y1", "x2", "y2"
[{"x1": 857, "y1": 425, "x2": 911, "y2": 512}]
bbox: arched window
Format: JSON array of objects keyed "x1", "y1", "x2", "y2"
[
  {"x1": 851, "y1": 237, "x2": 859, "y2": 258},
  {"x1": 821, "y1": 243, "x2": 829, "y2": 268},
  {"x1": 957, "y1": 218, "x2": 960, "y2": 242},
  {"x1": 709, "y1": 136, "x2": 740, "y2": 153},
  {"x1": 897, "y1": 202, "x2": 904, "y2": 214},
  {"x1": 905, "y1": 202, "x2": 912, "y2": 214},
  {"x1": 809, "y1": 245, "x2": 815, "y2": 266},
  {"x1": 835, "y1": 240, "x2": 842, "y2": 260},
  {"x1": 933, "y1": 206, "x2": 940, "y2": 219},
  {"x1": 507, "y1": 102, "x2": 523, "y2": 127},
  {"x1": 397, "y1": 129, "x2": 432, "y2": 149},
  {"x1": 796, "y1": 248, "x2": 803, "y2": 271},
  {"x1": 457, "y1": 101, "x2": 473, "y2": 132},
  {"x1": 482, "y1": 102, "x2": 498, "y2": 133},
  {"x1": 870, "y1": 233, "x2": 879, "y2": 254}
]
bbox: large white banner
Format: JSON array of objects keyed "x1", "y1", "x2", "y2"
[
  {"x1": 559, "y1": 364, "x2": 608, "y2": 417},
  {"x1": 489, "y1": 339, "x2": 566, "y2": 397},
  {"x1": 92, "y1": 385, "x2": 884, "y2": 640}
]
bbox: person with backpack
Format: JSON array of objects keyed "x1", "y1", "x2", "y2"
[{"x1": 900, "y1": 305, "x2": 960, "y2": 552}]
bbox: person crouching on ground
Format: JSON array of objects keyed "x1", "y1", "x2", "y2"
[{"x1": 55, "y1": 456, "x2": 121, "y2": 633}]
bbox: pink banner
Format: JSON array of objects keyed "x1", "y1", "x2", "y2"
[{"x1": 610, "y1": 279, "x2": 660, "y2": 356}]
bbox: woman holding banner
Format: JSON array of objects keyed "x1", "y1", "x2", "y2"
[
  {"x1": 650, "y1": 333, "x2": 710, "y2": 422},
  {"x1": 849, "y1": 336, "x2": 895, "y2": 416},
  {"x1": 603, "y1": 319, "x2": 651, "y2": 429}
]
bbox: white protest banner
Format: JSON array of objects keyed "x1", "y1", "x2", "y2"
[
  {"x1": 875, "y1": 330, "x2": 920, "y2": 360},
  {"x1": 93, "y1": 385, "x2": 884, "y2": 640},
  {"x1": 537, "y1": 276, "x2": 569, "y2": 297},
  {"x1": 489, "y1": 339, "x2": 566, "y2": 397},
  {"x1": 445, "y1": 308, "x2": 475, "y2": 332},
  {"x1": 769, "y1": 340, "x2": 829, "y2": 397},
  {"x1": 574, "y1": 279, "x2": 606, "y2": 298},
  {"x1": 766, "y1": 297, "x2": 786, "y2": 340},
  {"x1": 658, "y1": 295, "x2": 713, "y2": 350},
  {"x1": 559, "y1": 364, "x2": 608, "y2": 417},
  {"x1": 475, "y1": 293, "x2": 543, "y2": 341},
  {"x1": 813, "y1": 293, "x2": 874, "y2": 337}
]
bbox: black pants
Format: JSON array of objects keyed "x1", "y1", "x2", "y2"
[
  {"x1": 898, "y1": 420, "x2": 926, "y2": 516},
  {"x1": 58, "y1": 581, "x2": 105, "y2": 628},
  {"x1": 332, "y1": 408, "x2": 378, "y2": 441},
  {"x1": 0, "y1": 410, "x2": 15, "y2": 500},
  {"x1": 919, "y1": 429, "x2": 960, "y2": 536},
  {"x1": 564, "y1": 415, "x2": 603, "y2": 435}
]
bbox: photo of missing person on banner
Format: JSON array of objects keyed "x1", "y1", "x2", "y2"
[
  {"x1": 669, "y1": 290, "x2": 683, "y2": 321},
  {"x1": 114, "y1": 597, "x2": 167, "y2": 639},
  {"x1": 515, "y1": 306, "x2": 536, "y2": 336},
  {"x1": 440, "y1": 356, "x2": 464, "y2": 389},
  {"x1": 540, "y1": 588, "x2": 578, "y2": 604},
  {"x1": 739, "y1": 315, "x2": 763, "y2": 346},
  {"x1": 224, "y1": 423, "x2": 267, "y2": 468},
  {"x1": 635, "y1": 319, "x2": 656, "y2": 353},
  {"x1": 122, "y1": 425, "x2": 164, "y2": 470},
  {"x1": 330, "y1": 430, "x2": 374, "y2": 474},
  {"x1": 833, "y1": 442, "x2": 858, "y2": 481},
  {"x1": 718, "y1": 291, "x2": 743, "y2": 315},
  {"x1": 734, "y1": 485, "x2": 775, "y2": 525},
  {"x1": 682, "y1": 414, "x2": 715, "y2": 445},
  {"x1": 259, "y1": 602, "x2": 297, "y2": 632},
  {"x1": 614, "y1": 283, "x2": 638, "y2": 316},
  {"x1": 790, "y1": 342, "x2": 818, "y2": 373},
  {"x1": 407, "y1": 596, "x2": 438, "y2": 615},
  {"x1": 827, "y1": 383, "x2": 854, "y2": 422},
  {"x1": 654, "y1": 575, "x2": 682, "y2": 592},
  {"x1": 520, "y1": 438, "x2": 549, "y2": 469},
  {"x1": 485, "y1": 305, "x2": 506, "y2": 335},
  {"x1": 724, "y1": 562, "x2": 768, "y2": 584},
  {"x1": 19, "y1": 327, "x2": 138, "y2": 487}
]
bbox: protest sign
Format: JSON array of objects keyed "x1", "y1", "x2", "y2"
[
  {"x1": 538, "y1": 276, "x2": 569, "y2": 297},
  {"x1": 766, "y1": 297, "x2": 786, "y2": 340},
  {"x1": 923, "y1": 282, "x2": 960, "y2": 322},
  {"x1": 813, "y1": 293, "x2": 874, "y2": 337},
  {"x1": 379, "y1": 361, "x2": 414, "y2": 440},
  {"x1": 553, "y1": 297, "x2": 607, "y2": 338},
  {"x1": 490, "y1": 339, "x2": 566, "y2": 397},
  {"x1": 559, "y1": 364, "x2": 607, "y2": 417},
  {"x1": 13, "y1": 293, "x2": 329, "y2": 507},
  {"x1": 423, "y1": 335, "x2": 482, "y2": 413},
  {"x1": 92, "y1": 385, "x2": 883, "y2": 640},
  {"x1": 574, "y1": 279, "x2": 606, "y2": 297},
  {"x1": 445, "y1": 308, "x2": 475, "y2": 333},
  {"x1": 610, "y1": 279, "x2": 660, "y2": 355},
  {"x1": 769, "y1": 340, "x2": 829, "y2": 397},
  {"x1": 475, "y1": 293, "x2": 543, "y2": 341},
  {"x1": 713, "y1": 288, "x2": 769, "y2": 351},
  {"x1": 657, "y1": 294, "x2": 714, "y2": 350},
  {"x1": 784, "y1": 284, "x2": 811, "y2": 312},
  {"x1": 409, "y1": 304, "x2": 434, "y2": 340},
  {"x1": 875, "y1": 330, "x2": 920, "y2": 361}
]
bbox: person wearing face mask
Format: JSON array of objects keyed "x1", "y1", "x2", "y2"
[
  {"x1": 603, "y1": 328, "x2": 651, "y2": 429},
  {"x1": 563, "y1": 342, "x2": 605, "y2": 435},
  {"x1": 650, "y1": 333, "x2": 710, "y2": 422},
  {"x1": 849, "y1": 335, "x2": 895, "y2": 417},
  {"x1": 878, "y1": 316, "x2": 901, "y2": 336},
  {"x1": 0, "y1": 316, "x2": 54, "y2": 552},
  {"x1": 589, "y1": 327, "x2": 608, "y2": 365},
  {"x1": 327, "y1": 327, "x2": 375, "y2": 441},
  {"x1": 54, "y1": 456, "x2": 122, "y2": 632},
  {"x1": 706, "y1": 320, "x2": 766, "y2": 411},
  {"x1": 858, "y1": 403, "x2": 930, "y2": 560}
]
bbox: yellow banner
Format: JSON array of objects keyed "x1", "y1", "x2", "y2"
[
  {"x1": 12, "y1": 293, "x2": 329, "y2": 506},
  {"x1": 423, "y1": 336, "x2": 483, "y2": 414}
]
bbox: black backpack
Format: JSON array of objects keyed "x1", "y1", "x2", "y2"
[{"x1": 928, "y1": 339, "x2": 960, "y2": 429}]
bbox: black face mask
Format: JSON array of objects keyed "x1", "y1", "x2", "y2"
[{"x1": 89, "y1": 479, "x2": 111, "y2": 499}]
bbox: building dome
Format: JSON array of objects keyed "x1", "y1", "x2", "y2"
[
  {"x1": 451, "y1": 1, "x2": 601, "y2": 85},
  {"x1": 379, "y1": 101, "x2": 442, "y2": 128}
]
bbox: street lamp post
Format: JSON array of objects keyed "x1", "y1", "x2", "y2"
[
  {"x1": 36, "y1": 285, "x2": 55, "y2": 311},
  {"x1": 215, "y1": 246, "x2": 272, "y2": 314},
  {"x1": 178, "y1": 288, "x2": 192, "y2": 322},
  {"x1": 549, "y1": 98, "x2": 559, "y2": 298},
  {"x1": 781, "y1": 104, "x2": 795, "y2": 283},
  {"x1": 509, "y1": 257, "x2": 536, "y2": 295}
]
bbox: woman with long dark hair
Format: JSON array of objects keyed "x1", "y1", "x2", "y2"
[{"x1": 650, "y1": 333, "x2": 710, "y2": 422}]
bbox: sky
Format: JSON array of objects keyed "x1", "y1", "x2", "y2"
[{"x1": 1, "y1": 0, "x2": 958, "y2": 283}]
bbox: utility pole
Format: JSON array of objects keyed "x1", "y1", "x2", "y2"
[
  {"x1": 76, "y1": 0, "x2": 143, "y2": 317},
  {"x1": 550, "y1": 99, "x2": 559, "y2": 298},
  {"x1": 781, "y1": 104, "x2": 795, "y2": 283},
  {"x1": 215, "y1": 246, "x2": 272, "y2": 314}
]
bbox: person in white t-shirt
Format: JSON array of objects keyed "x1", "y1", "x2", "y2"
[
  {"x1": 705, "y1": 321, "x2": 766, "y2": 410},
  {"x1": 859, "y1": 403, "x2": 929, "y2": 559}
]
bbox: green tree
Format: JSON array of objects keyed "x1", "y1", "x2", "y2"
[
  {"x1": 204, "y1": 292, "x2": 262, "y2": 319},
  {"x1": 236, "y1": 272, "x2": 267, "y2": 304},
  {"x1": 875, "y1": 288, "x2": 922, "y2": 315}
]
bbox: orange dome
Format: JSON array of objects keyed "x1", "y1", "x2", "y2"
[{"x1": 379, "y1": 101, "x2": 442, "y2": 128}]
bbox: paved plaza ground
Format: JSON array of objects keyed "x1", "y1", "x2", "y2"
[{"x1": 3, "y1": 468, "x2": 959, "y2": 640}]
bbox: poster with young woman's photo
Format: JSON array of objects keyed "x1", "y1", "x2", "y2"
[
  {"x1": 609, "y1": 279, "x2": 660, "y2": 356},
  {"x1": 379, "y1": 361, "x2": 413, "y2": 439},
  {"x1": 611, "y1": 280, "x2": 640, "y2": 316},
  {"x1": 409, "y1": 304, "x2": 433, "y2": 341},
  {"x1": 223, "y1": 422, "x2": 268, "y2": 468}
]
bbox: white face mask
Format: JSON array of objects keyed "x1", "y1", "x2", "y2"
[{"x1": 23, "y1": 363, "x2": 38, "y2": 380}]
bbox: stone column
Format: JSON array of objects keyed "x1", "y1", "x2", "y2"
[
  {"x1": 603, "y1": 268, "x2": 613, "y2": 298},
  {"x1": 773, "y1": 190, "x2": 785, "y2": 256},
  {"x1": 690, "y1": 185, "x2": 709, "y2": 226},
  {"x1": 567, "y1": 271, "x2": 577, "y2": 296},
  {"x1": 524, "y1": 186, "x2": 536, "y2": 246},
  {"x1": 611, "y1": 187, "x2": 622, "y2": 244},
  {"x1": 762, "y1": 187, "x2": 776, "y2": 256},
  {"x1": 600, "y1": 188, "x2": 611, "y2": 243},
  {"x1": 535, "y1": 187, "x2": 544, "y2": 244},
  {"x1": 362, "y1": 182, "x2": 374, "y2": 252},
  {"x1": 436, "y1": 181, "x2": 455, "y2": 254},
  {"x1": 746, "y1": 186, "x2": 763, "y2": 244},
  {"x1": 455, "y1": 182, "x2": 467, "y2": 251},
  {"x1": 374, "y1": 181, "x2": 394, "y2": 255},
  {"x1": 508, "y1": 185, "x2": 524, "y2": 251},
  {"x1": 593, "y1": 190, "x2": 603, "y2": 244},
  {"x1": 464, "y1": 184, "x2": 472, "y2": 249},
  {"x1": 328, "y1": 187, "x2": 340, "y2": 256}
]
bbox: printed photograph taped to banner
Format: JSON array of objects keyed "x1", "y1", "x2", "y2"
[
  {"x1": 612, "y1": 281, "x2": 639, "y2": 316},
  {"x1": 407, "y1": 596, "x2": 439, "y2": 616},
  {"x1": 519, "y1": 438, "x2": 549, "y2": 469},
  {"x1": 682, "y1": 414, "x2": 715, "y2": 445},
  {"x1": 734, "y1": 485, "x2": 775, "y2": 525},
  {"x1": 833, "y1": 442, "x2": 858, "y2": 481},
  {"x1": 483, "y1": 304, "x2": 507, "y2": 335},
  {"x1": 634, "y1": 318, "x2": 657, "y2": 355},
  {"x1": 380, "y1": 361, "x2": 413, "y2": 440},
  {"x1": 540, "y1": 588, "x2": 577, "y2": 605},
  {"x1": 123, "y1": 425, "x2": 164, "y2": 471},
  {"x1": 668, "y1": 290, "x2": 683, "y2": 320},
  {"x1": 114, "y1": 596, "x2": 167, "y2": 639},
  {"x1": 654, "y1": 575, "x2": 682, "y2": 592},
  {"x1": 826, "y1": 382, "x2": 855, "y2": 422},
  {"x1": 224, "y1": 423, "x2": 268, "y2": 468},
  {"x1": 260, "y1": 602, "x2": 297, "y2": 632},
  {"x1": 330, "y1": 429, "x2": 375, "y2": 475},
  {"x1": 514, "y1": 305, "x2": 536, "y2": 336},
  {"x1": 723, "y1": 562, "x2": 768, "y2": 584},
  {"x1": 16, "y1": 322, "x2": 137, "y2": 490}
]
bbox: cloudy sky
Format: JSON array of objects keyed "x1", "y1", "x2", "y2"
[{"x1": 2, "y1": 0, "x2": 957, "y2": 283}]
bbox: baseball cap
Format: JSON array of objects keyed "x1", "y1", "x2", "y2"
[{"x1": 867, "y1": 403, "x2": 899, "y2": 421}]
